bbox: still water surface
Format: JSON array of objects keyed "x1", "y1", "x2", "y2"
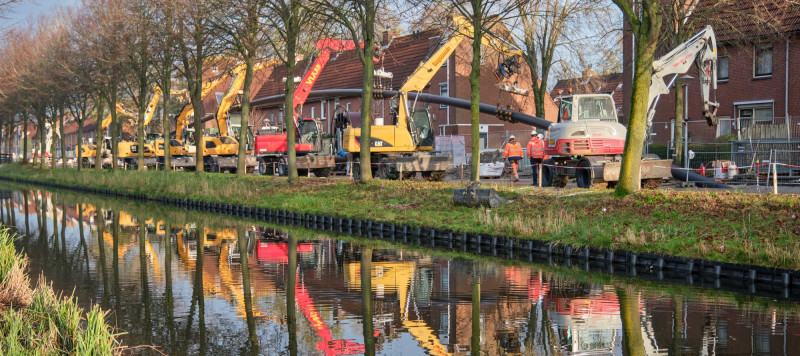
[{"x1": 1, "y1": 187, "x2": 800, "y2": 355}]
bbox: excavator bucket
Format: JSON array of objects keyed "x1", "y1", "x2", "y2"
[{"x1": 452, "y1": 182, "x2": 510, "y2": 208}]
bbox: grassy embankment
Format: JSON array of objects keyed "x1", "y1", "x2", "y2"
[
  {"x1": 1, "y1": 163, "x2": 799, "y2": 269},
  {"x1": 0, "y1": 227, "x2": 121, "y2": 354}
]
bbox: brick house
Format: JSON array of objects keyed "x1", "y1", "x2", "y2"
[
  {"x1": 251, "y1": 30, "x2": 558, "y2": 152},
  {"x1": 623, "y1": 0, "x2": 800, "y2": 145},
  {"x1": 551, "y1": 69, "x2": 624, "y2": 121}
]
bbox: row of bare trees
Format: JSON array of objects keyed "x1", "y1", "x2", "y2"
[{"x1": 1, "y1": 0, "x2": 757, "y2": 195}]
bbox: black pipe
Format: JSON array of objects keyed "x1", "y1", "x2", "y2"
[
  {"x1": 670, "y1": 165, "x2": 732, "y2": 189},
  {"x1": 250, "y1": 89, "x2": 553, "y2": 129}
]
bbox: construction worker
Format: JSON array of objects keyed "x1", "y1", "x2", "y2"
[
  {"x1": 503, "y1": 135, "x2": 523, "y2": 182},
  {"x1": 527, "y1": 130, "x2": 546, "y2": 185}
]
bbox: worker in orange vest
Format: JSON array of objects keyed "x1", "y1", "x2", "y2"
[
  {"x1": 527, "y1": 130, "x2": 545, "y2": 185},
  {"x1": 503, "y1": 135, "x2": 523, "y2": 182}
]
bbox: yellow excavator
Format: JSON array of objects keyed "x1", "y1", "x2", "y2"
[
  {"x1": 201, "y1": 60, "x2": 271, "y2": 173},
  {"x1": 117, "y1": 87, "x2": 162, "y2": 169},
  {"x1": 341, "y1": 16, "x2": 527, "y2": 181},
  {"x1": 76, "y1": 103, "x2": 136, "y2": 168},
  {"x1": 159, "y1": 66, "x2": 244, "y2": 170}
]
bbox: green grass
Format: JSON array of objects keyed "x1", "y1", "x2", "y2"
[
  {"x1": 2, "y1": 163, "x2": 800, "y2": 269},
  {"x1": 0, "y1": 227, "x2": 121, "y2": 355}
]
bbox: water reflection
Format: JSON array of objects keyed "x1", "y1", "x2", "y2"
[{"x1": 1, "y1": 188, "x2": 800, "y2": 355}]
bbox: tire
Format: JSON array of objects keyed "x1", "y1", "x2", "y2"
[
  {"x1": 576, "y1": 159, "x2": 600, "y2": 188},
  {"x1": 422, "y1": 171, "x2": 446, "y2": 181},
  {"x1": 276, "y1": 156, "x2": 288, "y2": 177},
  {"x1": 313, "y1": 167, "x2": 332, "y2": 178},
  {"x1": 352, "y1": 162, "x2": 361, "y2": 180},
  {"x1": 402, "y1": 171, "x2": 415, "y2": 180},
  {"x1": 378, "y1": 159, "x2": 398, "y2": 180},
  {"x1": 540, "y1": 162, "x2": 555, "y2": 187}
]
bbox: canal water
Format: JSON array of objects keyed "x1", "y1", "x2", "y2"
[{"x1": 1, "y1": 186, "x2": 799, "y2": 355}]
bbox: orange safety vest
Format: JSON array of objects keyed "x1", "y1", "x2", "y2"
[
  {"x1": 504, "y1": 141, "x2": 523, "y2": 158},
  {"x1": 527, "y1": 137, "x2": 545, "y2": 159}
]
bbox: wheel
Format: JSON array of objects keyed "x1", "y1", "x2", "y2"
[
  {"x1": 298, "y1": 169, "x2": 309, "y2": 176},
  {"x1": 421, "y1": 171, "x2": 446, "y2": 181},
  {"x1": 352, "y1": 161, "x2": 361, "y2": 180},
  {"x1": 551, "y1": 174, "x2": 568, "y2": 187},
  {"x1": 402, "y1": 171, "x2": 415, "y2": 180},
  {"x1": 540, "y1": 162, "x2": 556, "y2": 187},
  {"x1": 378, "y1": 159, "x2": 399, "y2": 180},
  {"x1": 642, "y1": 178, "x2": 661, "y2": 189},
  {"x1": 313, "y1": 167, "x2": 331, "y2": 177},
  {"x1": 276, "y1": 156, "x2": 288, "y2": 176},
  {"x1": 575, "y1": 160, "x2": 593, "y2": 188}
]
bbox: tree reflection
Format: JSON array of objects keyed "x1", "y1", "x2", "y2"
[
  {"x1": 471, "y1": 264, "x2": 481, "y2": 355},
  {"x1": 616, "y1": 286, "x2": 644, "y2": 356},
  {"x1": 361, "y1": 247, "x2": 375, "y2": 356},
  {"x1": 239, "y1": 226, "x2": 258, "y2": 355},
  {"x1": 139, "y1": 220, "x2": 152, "y2": 345},
  {"x1": 287, "y1": 233, "x2": 298, "y2": 356}
]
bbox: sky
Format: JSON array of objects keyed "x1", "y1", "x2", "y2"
[{"x1": 0, "y1": 0, "x2": 77, "y2": 29}]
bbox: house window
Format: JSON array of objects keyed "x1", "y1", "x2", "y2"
[
  {"x1": 718, "y1": 57, "x2": 729, "y2": 81},
  {"x1": 320, "y1": 100, "x2": 326, "y2": 121},
  {"x1": 269, "y1": 112, "x2": 274, "y2": 125},
  {"x1": 346, "y1": 102, "x2": 351, "y2": 112},
  {"x1": 439, "y1": 83, "x2": 449, "y2": 109},
  {"x1": 754, "y1": 44, "x2": 772, "y2": 77},
  {"x1": 738, "y1": 106, "x2": 773, "y2": 128},
  {"x1": 716, "y1": 116, "x2": 732, "y2": 137},
  {"x1": 311, "y1": 107, "x2": 315, "y2": 119}
]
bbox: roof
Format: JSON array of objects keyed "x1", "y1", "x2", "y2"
[
  {"x1": 551, "y1": 71, "x2": 624, "y2": 110},
  {"x1": 697, "y1": 0, "x2": 800, "y2": 42},
  {"x1": 254, "y1": 30, "x2": 443, "y2": 101}
]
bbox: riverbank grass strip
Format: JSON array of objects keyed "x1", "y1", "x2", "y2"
[{"x1": 0, "y1": 227, "x2": 121, "y2": 355}]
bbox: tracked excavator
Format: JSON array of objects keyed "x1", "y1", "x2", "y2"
[
  {"x1": 201, "y1": 60, "x2": 273, "y2": 173},
  {"x1": 340, "y1": 16, "x2": 528, "y2": 181},
  {"x1": 116, "y1": 86, "x2": 162, "y2": 169},
  {"x1": 159, "y1": 65, "x2": 244, "y2": 170},
  {"x1": 77, "y1": 103, "x2": 139, "y2": 168},
  {"x1": 544, "y1": 26, "x2": 718, "y2": 188}
]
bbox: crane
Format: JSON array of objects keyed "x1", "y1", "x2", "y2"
[
  {"x1": 340, "y1": 15, "x2": 528, "y2": 181},
  {"x1": 544, "y1": 25, "x2": 718, "y2": 188}
]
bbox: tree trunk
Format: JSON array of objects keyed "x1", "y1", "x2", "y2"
[
  {"x1": 193, "y1": 83, "x2": 205, "y2": 173},
  {"x1": 615, "y1": 27, "x2": 659, "y2": 195},
  {"x1": 162, "y1": 76, "x2": 171, "y2": 171},
  {"x1": 238, "y1": 56, "x2": 254, "y2": 177},
  {"x1": 59, "y1": 111, "x2": 66, "y2": 169},
  {"x1": 469, "y1": 15, "x2": 483, "y2": 183},
  {"x1": 38, "y1": 118, "x2": 45, "y2": 169},
  {"x1": 22, "y1": 117, "x2": 28, "y2": 165},
  {"x1": 284, "y1": 38, "x2": 298, "y2": 182},
  {"x1": 50, "y1": 119, "x2": 58, "y2": 169},
  {"x1": 110, "y1": 94, "x2": 119, "y2": 171},
  {"x1": 674, "y1": 81, "x2": 684, "y2": 167},
  {"x1": 95, "y1": 101, "x2": 104, "y2": 171},
  {"x1": 534, "y1": 86, "x2": 546, "y2": 118},
  {"x1": 471, "y1": 272, "x2": 481, "y2": 353},
  {"x1": 614, "y1": 1, "x2": 662, "y2": 197},
  {"x1": 358, "y1": 2, "x2": 376, "y2": 182},
  {"x1": 137, "y1": 92, "x2": 146, "y2": 171},
  {"x1": 77, "y1": 117, "x2": 84, "y2": 171}
]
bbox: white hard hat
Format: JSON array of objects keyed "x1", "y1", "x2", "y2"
[
  {"x1": 531, "y1": 130, "x2": 537, "y2": 136},
  {"x1": 509, "y1": 135, "x2": 516, "y2": 140},
  {"x1": 537, "y1": 133, "x2": 544, "y2": 139}
]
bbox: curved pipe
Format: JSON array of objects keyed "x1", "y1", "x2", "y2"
[
  {"x1": 250, "y1": 89, "x2": 553, "y2": 129},
  {"x1": 670, "y1": 165, "x2": 732, "y2": 189}
]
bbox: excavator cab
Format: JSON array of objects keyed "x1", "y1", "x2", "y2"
[
  {"x1": 410, "y1": 109, "x2": 435, "y2": 148},
  {"x1": 557, "y1": 94, "x2": 617, "y2": 123}
]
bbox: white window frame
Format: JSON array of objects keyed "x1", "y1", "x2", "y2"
[
  {"x1": 439, "y1": 83, "x2": 449, "y2": 109},
  {"x1": 310, "y1": 106, "x2": 315, "y2": 119},
  {"x1": 346, "y1": 102, "x2": 351, "y2": 112},
  {"x1": 735, "y1": 100, "x2": 774, "y2": 131},
  {"x1": 716, "y1": 116, "x2": 732, "y2": 137},
  {"x1": 320, "y1": 100, "x2": 326, "y2": 121},
  {"x1": 753, "y1": 43, "x2": 773, "y2": 78},
  {"x1": 718, "y1": 57, "x2": 729, "y2": 82}
]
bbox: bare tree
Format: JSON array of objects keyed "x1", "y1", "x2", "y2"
[
  {"x1": 151, "y1": 0, "x2": 179, "y2": 171},
  {"x1": 212, "y1": 0, "x2": 273, "y2": 177},
  {"x1": 514, "y1": 0, "x2": 607, "y2": 118},
  {"x1": 450, "y1": 0, "x2": 517, "y2": 182},
  {"x1": 121, "y1": 0, "x2": 158, "y2": 171},
  {"x1": 174, "y1": 0, "x2": 223, "y2": 173},
  {"x1": 315, "y1": 0, "x2": 381, "y2": 182},
  {"x1": 261, "y1": 0, "x2": 321, "y2": 182}
]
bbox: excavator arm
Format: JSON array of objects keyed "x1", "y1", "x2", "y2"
[
  {"x1": 647, "y1": 25, "x2": 719, "y2": 129},
  {"x1": 142, "y1": 86, "x2": 162, "y2": 127},
  {"x1": 174, "y1": 67, "x2": 243, "y2": 140},
  {"x1": 215, "y1": 60, "x2": 271, "y2": 137}
]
